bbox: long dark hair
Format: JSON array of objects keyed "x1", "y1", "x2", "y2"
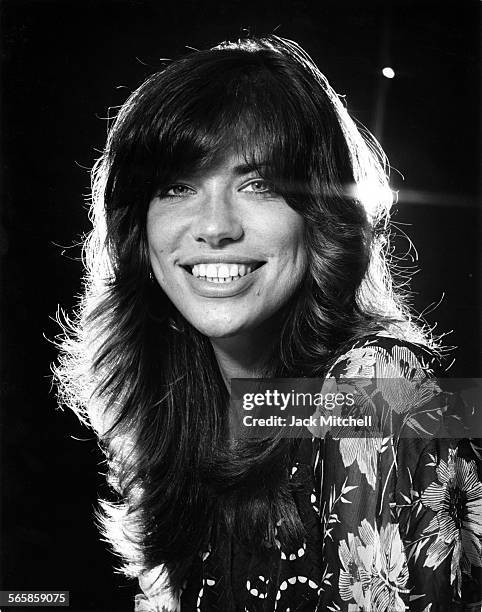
[{"x1": 54, "y1": 36, "x2": 434, "y2": 591}]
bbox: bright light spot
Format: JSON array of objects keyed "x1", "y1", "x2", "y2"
[
  {"x1": 382, "y1": 67, "x2": 395, "y2": 79},
  {"x1": 346, "y1": 181, "x2": 394, "y2": 219},
  {"x1": 355, "y1": 181, "x2": 392, "y2": 206}
]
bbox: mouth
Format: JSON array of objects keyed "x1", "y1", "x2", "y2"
[{"x1": 181, "y1": 261, "x2": 266, "y2": 283}]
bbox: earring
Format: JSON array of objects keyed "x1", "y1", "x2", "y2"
[{"x1": 168, "y1": 312, "x2": 185, "y2": 333}]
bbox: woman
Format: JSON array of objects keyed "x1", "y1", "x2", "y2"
[{"x1": 55, "y1": 36, "x2": 481, "y2": 611}]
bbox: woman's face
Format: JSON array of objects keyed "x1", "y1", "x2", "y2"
[{"x1": 147, "y1": 152, "x2": 307, "y2": 339}]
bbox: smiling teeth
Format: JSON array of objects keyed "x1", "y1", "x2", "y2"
[{"x1": 191, "y1": 263, "x2": 255, "y2": 281}]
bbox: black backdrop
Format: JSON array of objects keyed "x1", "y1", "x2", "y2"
[{"x1": 1, "y1": 1, "x2": 480, "y2": 610}]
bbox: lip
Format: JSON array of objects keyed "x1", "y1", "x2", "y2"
[
  {"x1": 180, "y1": 255, "x2": 265, "y2": 266},
  {"x1": 181, "y1": 263, "x2": 265, "y2": 298}
]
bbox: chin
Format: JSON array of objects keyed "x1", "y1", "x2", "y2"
[
  {"x1": 191, "y1": 320, "x2": 246, "y2": 339},
  {"x1": 182, "y1": 309, "x2": 251, "y2": 340}
]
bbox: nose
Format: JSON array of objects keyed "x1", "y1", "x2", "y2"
[{"x1": 192, "y1": 187, "x2": 243, "y2": 247}]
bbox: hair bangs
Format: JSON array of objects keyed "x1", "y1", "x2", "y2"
[{"x1": 147, "y1": 56, "x2": 313, "y2": 199}]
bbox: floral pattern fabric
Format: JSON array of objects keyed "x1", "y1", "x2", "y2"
[{"x1": 135, "y1": 334, "x2": 482, "y2": 611}]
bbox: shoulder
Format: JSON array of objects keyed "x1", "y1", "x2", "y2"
[
  {"x1": 321, "y1": 331, "x2": 448, "y2": 439},
  {"x1": 326, "y1": 331, "x2": 439, "y2": 380}
]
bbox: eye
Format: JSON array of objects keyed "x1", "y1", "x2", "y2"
[
  {"x1": 240, "y1": 179, "x2": 276, "y2": 195},
  {"x1": 159, "y1": 184, "x2": 196, "y2": 198}
]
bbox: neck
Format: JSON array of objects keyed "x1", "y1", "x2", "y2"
[{"x1": 210, "y1": 325, "x2": 277, "y2": 388}]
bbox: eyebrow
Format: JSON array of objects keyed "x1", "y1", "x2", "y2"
[
  {"x1": 232, "y1": 162, "x2": 268, "y2": 176},
  {"x1": 171, "y1": 161, "x2": 269, "y2": 183}
]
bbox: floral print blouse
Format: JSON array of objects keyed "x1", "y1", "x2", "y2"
[{"x1": 134, "y1": 334, "x2": 482, "y2": 611}]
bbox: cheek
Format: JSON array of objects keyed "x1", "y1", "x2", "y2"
[
  {"x1": 269, "y1": 215, "x2": 306, "y2": 266},
  {"x1": 147, "y1": 209, "x2": 176, "y2": 256},
  {"x1": 146, "y1": 218, "x2": 172, "y2": 283},
  {"x1": 147, "y1": 229, "x2": 165, "y2": 265},
  {"x1": 258, "y1": 214, "x2": 307, "y2": 303}
]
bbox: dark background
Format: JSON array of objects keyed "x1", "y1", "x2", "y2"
[{"x1": 1, "y1": 1, "x2": 480, "y2": 610}]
